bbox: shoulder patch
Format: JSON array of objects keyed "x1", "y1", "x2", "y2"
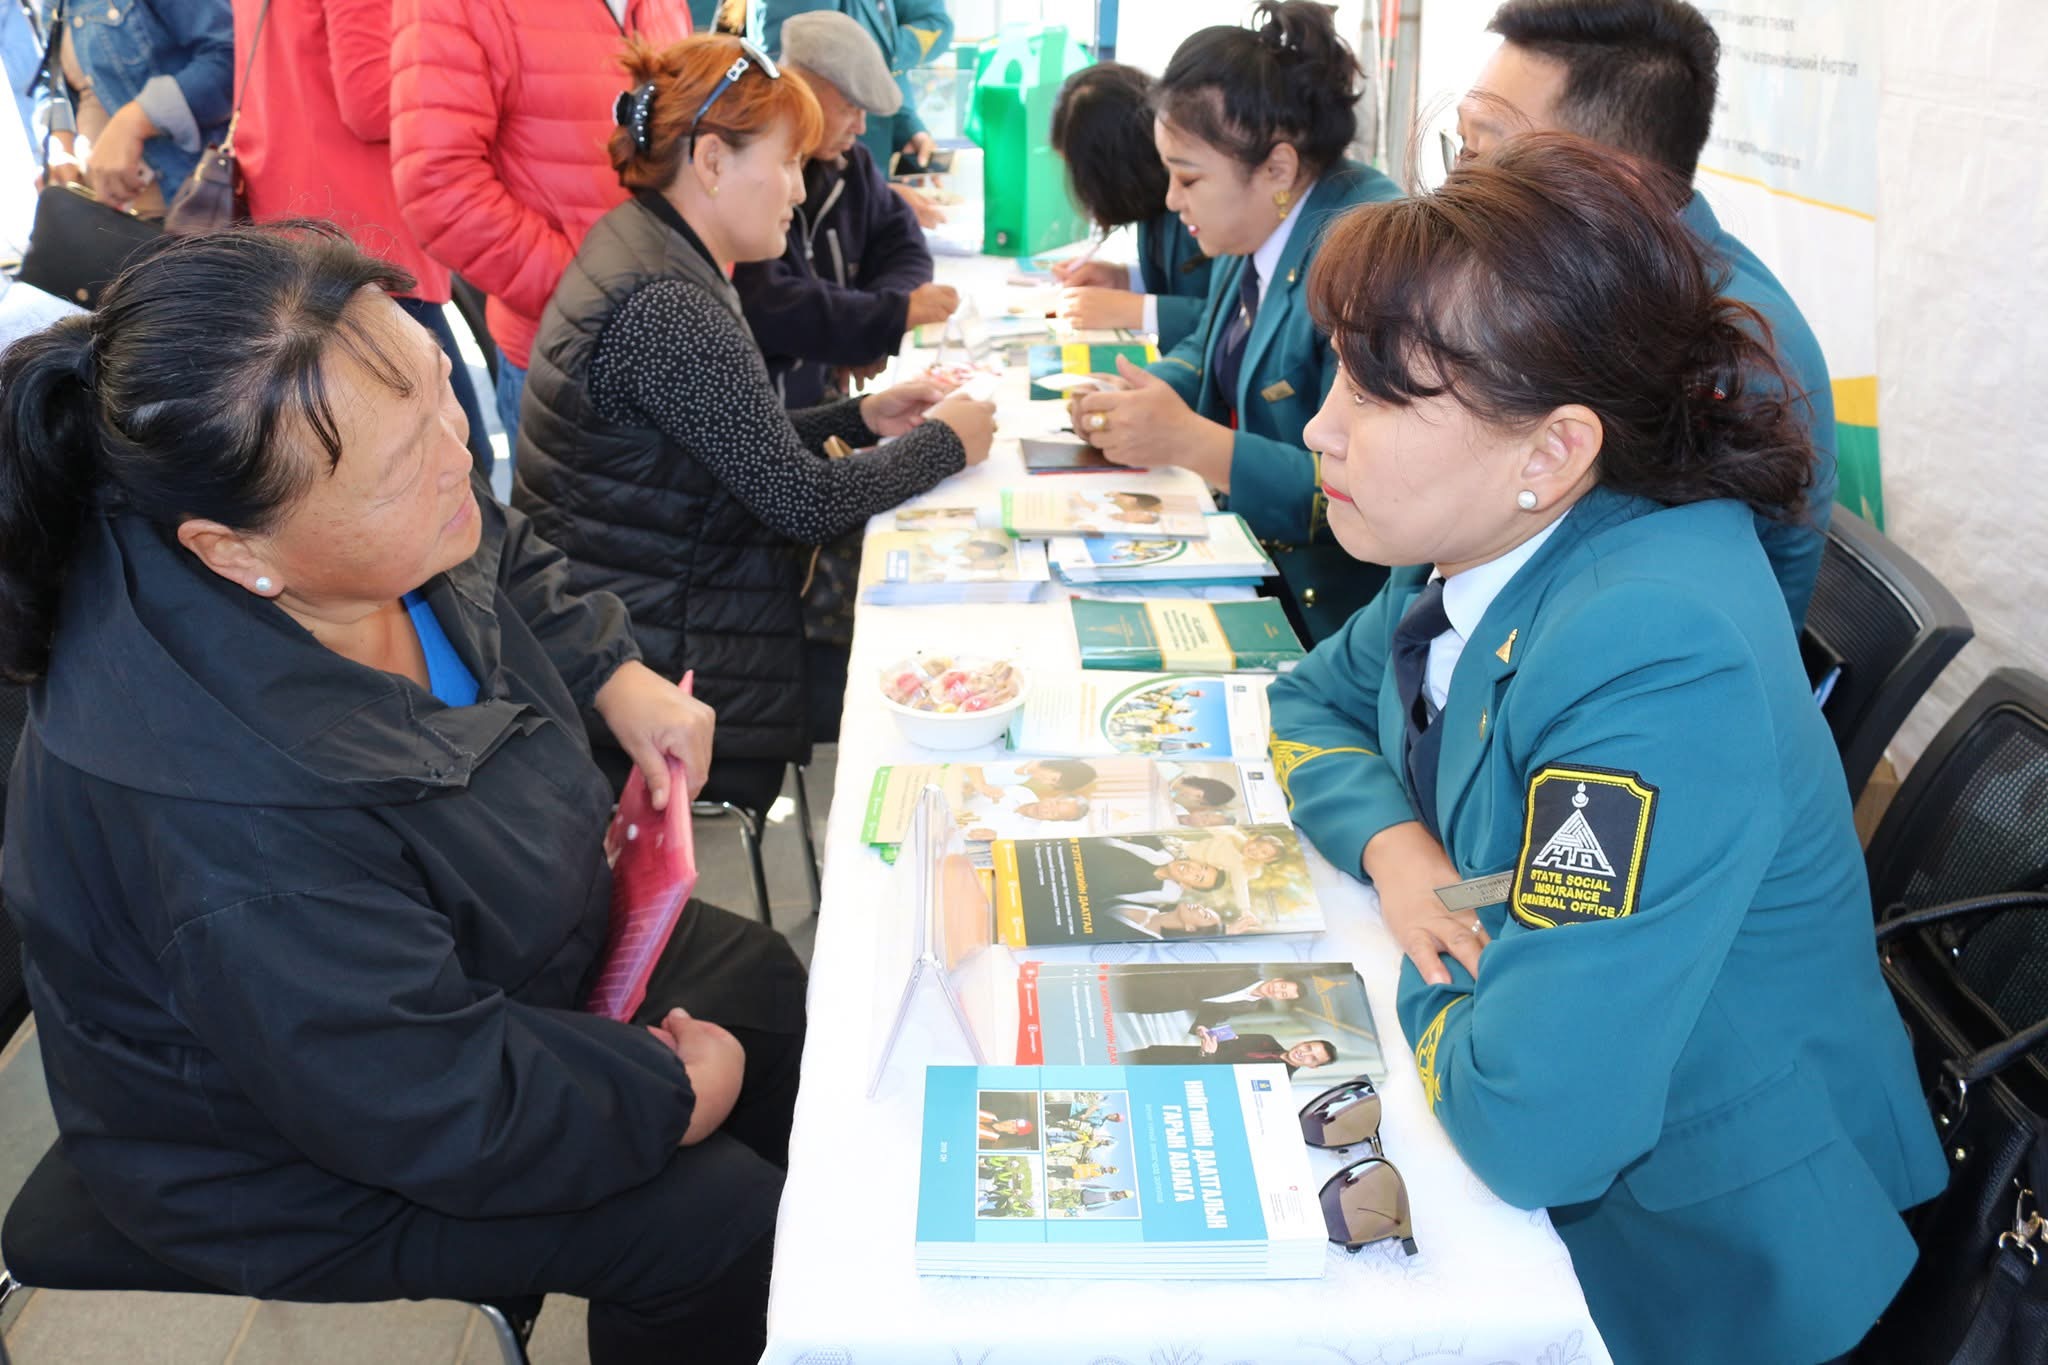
[{"x1": 1509, "y1": 765, "x2": 1659, "y2": 928}]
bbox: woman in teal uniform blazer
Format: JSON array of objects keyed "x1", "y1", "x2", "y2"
[
  {"x1": 1267, "y1": 135, "x2": 1944, "y2": 1364},
  {"x1": 1071, "y1": 2, "x2": 1401, "y2": 642},
  {"x1": 1047, "y1": 63, "x2": 1214, "y2": 352},
  {"x1": 751, "y1": 0, "x2": 951, "y2": 166}
]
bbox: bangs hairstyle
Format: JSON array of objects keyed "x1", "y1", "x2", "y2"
[
  {"x1": 1307, "y1": 133, "x2": 1813, "y2": 521},
  {"x1": 609, "y1": 35, "x2": 824, "y2": 190}
]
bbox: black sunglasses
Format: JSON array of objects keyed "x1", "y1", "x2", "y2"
[{"x1": 1299, "y1": 1075, "x2": 1418, "y2": 1256}]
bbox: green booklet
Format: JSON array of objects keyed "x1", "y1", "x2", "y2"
[{"x1": 1070, "y1": 598, "x2": 1305, "y2": 672}]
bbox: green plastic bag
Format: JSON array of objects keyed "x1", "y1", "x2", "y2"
[{"x1": 965, "y1": 25, "x2": 1092, "y2": 257}]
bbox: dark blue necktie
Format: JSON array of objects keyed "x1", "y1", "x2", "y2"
[
  {"x1": 1211, "y1": 259, "x2": 1261, "y2": 407},
  {"x1": 1391, "y1": 579, "x2": 1453, "y2": 839}
]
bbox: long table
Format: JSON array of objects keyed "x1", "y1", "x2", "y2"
[{"x1": 761, "y1": 252, "x2": 1612, "y2": 1365}]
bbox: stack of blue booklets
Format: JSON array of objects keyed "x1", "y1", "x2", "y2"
[{"x1": 915, "y1": 1063, "x2": 1325, "y2": 1278}]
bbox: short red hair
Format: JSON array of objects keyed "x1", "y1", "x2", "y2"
[{"x1": 609, "y1": 35, "x2": 824, "y2": 190}]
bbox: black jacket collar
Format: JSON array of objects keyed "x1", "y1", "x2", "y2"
[{"x1": 35, "y1": 487, "x2": 538, "y2": 807}]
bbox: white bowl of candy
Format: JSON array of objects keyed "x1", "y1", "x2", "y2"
[{"x1": 879, "y1": 655, "x2": 1028, "y2": 751}]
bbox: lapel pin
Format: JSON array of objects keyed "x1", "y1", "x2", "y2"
[
  {"x1": 1495, "y1": 628, "x2": 1517, "y2": 665},
  {"x1": 1478, "y1": 709, "x2": 1488, "y2": 738}
]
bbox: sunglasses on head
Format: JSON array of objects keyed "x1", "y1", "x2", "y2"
[
  {"x1": 689, "y1": 38, "x2": 780, "y2": 156},
  {"x1": 1298, "y1": 1075, "x2": 1418, "y2": 1256}
]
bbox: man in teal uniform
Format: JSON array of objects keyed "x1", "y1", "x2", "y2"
[
  {"x1": 1458, "y1": 0, "x2": 1838, "y2": 627},
  {"x1": 752, "y1": 0, "x2": 952, "y2": 168}
]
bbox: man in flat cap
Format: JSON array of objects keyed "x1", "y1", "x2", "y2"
[{"x1": 733, "y1": 10, "x2": 960, "y2": 409}]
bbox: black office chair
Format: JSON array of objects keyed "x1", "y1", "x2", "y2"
[
  {"x1": 0, "y1": 690, "x2": 539, "y2": 1365},
  {"x1": 1857, "y1": 670, "x2": 2048, "y2": 1363},
  {"x1": 1866, "y1": 666, "x2": 2048, "y2": 922},
  {"x1": 1801, "y1": 505, "x2": 1973, "y2": 803}
]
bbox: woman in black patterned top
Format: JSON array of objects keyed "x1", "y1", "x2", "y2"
[{"x1": 515, "y1": 35, "x2": 994, "y2": 800}]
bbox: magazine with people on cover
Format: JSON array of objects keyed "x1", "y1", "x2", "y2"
[
  {"x1": 990, "y1": 825, "x2": 1323, "y2": 948},
  {"x1": 915, "y1": 1063, "x2": 1325, "y2": 1278},
  {"x1": 1008, "y1": 961, "x2": 1383, "y2": 1091},
  {"x1": 859, "y1": 755, "x2": 1290, "y2": 861}
]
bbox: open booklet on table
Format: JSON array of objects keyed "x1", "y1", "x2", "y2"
[{"x1": 860, "y1": 753, "x2": 1289, "y2": 864}]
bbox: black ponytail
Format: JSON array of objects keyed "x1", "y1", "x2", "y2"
[
  {"x1": 1156, "y1": 0, "x2": 1361, "y2": 176},
  {"x1": 0, "y1": 317, "x2": 104, "y2": 681},
  {"x1": 0, "y1": 223, "x2": 415, "y2": 682}
]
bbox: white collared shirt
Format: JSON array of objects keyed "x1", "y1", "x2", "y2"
[
  {"x1": 1247, "y1": 179, "x2": 1316, "y2": 311},
  {"x1": 1422, "y1": 515, "x2": 1567, "y2": 710}
]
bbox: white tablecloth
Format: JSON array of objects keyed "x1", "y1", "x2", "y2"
[{"x1": 761, "y1": 255, "x2": 1611, "y2": 1365}]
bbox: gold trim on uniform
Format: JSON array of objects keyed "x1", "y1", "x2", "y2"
[
  {"x1": 1269, "y1": 738, "x2": 1376, "y2": 805},
  {"x1": 1414, "y1": 996, "x2": 1466, "y2": 1109}
]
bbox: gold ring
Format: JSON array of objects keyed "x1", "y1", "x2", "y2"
[{"x1": 1088, "y1": 412, "x2": 1109, "y2": 432}]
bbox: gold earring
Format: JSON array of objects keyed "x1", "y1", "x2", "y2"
[
  {"x1": 710, "y1": 184, "x2": 720, "y2": 197},
  {"x1": 1273, "y1": 189, "x2": 1291, "y2": 219}
]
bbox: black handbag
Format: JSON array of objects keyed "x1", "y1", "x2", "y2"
[
  {"x1": 1867, "y1": 890, "x2": 2048, "y2": 1365},
  {"x1": 163, "y1": 0, "x2": 272, "y2": 235},
  {"x1": 16, "y1": 183, "x2": 163, "y2": 308}
]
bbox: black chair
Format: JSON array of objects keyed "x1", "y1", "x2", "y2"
[
  {"x1": 0, "y1": 683, "x2": 539, "y2": 1363},
  {"x1": 1802, "y1": 505, "x2": 1973, "y2": 803},
  {"x1": 1867, "y1": 666, "x2": 2048, "y2": 923},
  {"x1": 1858, "y1": 669, "x2": 2048, "y2": 1361}
]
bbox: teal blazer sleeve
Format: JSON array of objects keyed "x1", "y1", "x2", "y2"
[
  {"x1": 1146, "y1": 269, "x2": 1215, "y2": 406},
  {"x1": 1223, "y1": 339, "x2": 1338, "y2": 544},
  {"x1": 1395, "y1": 580, "x2": 1782, "y2": 1211},
  {"x1": 888, "y1": 0, "x2": 953, "y2": 67},
  {"x1": 1265, "y1": 570, "x2": 1424, "y2": 874},
  {"x1": 1152, "y1": 294, "x2": 1205, "y2": 353}
]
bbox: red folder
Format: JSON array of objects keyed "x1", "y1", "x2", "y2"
[{"x1": 586, "y1": 684, "x2": 700, "y2": 1022}]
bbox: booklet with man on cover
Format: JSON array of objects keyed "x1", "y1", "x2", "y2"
[
  {"x1": 1011, "y1": 961, "x2": 1383, "y2": 1091},
  {"x1": 990, "y1": 825, "x2": 1324, "y2": 947}
]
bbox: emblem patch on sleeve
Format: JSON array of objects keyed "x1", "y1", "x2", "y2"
[{"x1": 1509, "y1": 765, "x2": 1658, "y2": 928}]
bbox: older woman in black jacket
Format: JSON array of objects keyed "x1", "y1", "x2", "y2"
[{"x1": 0, "y1": 226, "x2": 798, "y2": 1365}]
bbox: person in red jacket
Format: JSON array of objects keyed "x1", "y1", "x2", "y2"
[
  {"x1": 233, "y1": 0, "x2": 494, "y2": 477},
  {"x1": 390, "y1": 0, "x2": 692, "y2": 452}
]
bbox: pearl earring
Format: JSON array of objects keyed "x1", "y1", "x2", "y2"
[
  {"x1": 1516, "y1": 490, "x2": 1538, "y2": 511},
  {"x1": 255, "y1": 576, "x2": 274, "y2": 593}
]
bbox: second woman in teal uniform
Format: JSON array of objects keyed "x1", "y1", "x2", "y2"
[
  {"x1": 1047, "y1": 63, "x2": 1213, "y2": 351},
  {"x1": 1070, "y1": 1, "x2": 1401, "y2": 641},
  {"x1": 1268, "y1": 134, "x2": 1943, "y2": 1364}
]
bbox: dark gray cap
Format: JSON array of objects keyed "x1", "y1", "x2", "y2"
[{"x1": 780, "y1": 11, "x2": 903, "y2": 116}]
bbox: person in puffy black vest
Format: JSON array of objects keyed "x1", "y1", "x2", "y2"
[
  {"x1": 0, "y1": 224, "x2": 807, "y2": 1365},
  {"x1": 514, "y1": 33, "x2": 993, "y2": 802}
]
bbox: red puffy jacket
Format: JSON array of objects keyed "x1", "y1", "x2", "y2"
[
  {"x1": 236, "y1": 0, "x2": 449, "y2": 303},
  {"x1": 390, "y1": 0, "x2": 690, "y2": 370}
]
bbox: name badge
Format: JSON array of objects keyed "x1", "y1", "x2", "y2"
[
  {"x1": 1434, "y1": 871, "x2": 1513, "y2": 913},
  {"x1": 1260, "y1": 379, "x2": 1295, "y2": 403}
]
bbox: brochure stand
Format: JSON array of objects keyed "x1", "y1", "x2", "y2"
[{"x1": 867, "y1": 787, "x2": 1001, "y2": 1097}]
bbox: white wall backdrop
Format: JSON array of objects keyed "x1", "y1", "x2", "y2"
[{"x1": 1876, "y1": 0, "x2": 2048, "y2": 761}]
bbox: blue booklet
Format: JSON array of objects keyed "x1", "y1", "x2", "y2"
[{"x1": 915, "y1": 1063, "x2": 1325, "y2": 1278}]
